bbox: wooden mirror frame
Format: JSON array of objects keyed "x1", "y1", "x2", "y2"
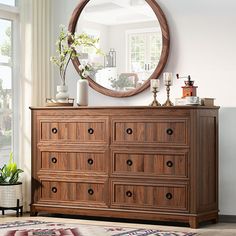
[{"x1": 68, "y1": 0, "x2": 170, "y2": 98}]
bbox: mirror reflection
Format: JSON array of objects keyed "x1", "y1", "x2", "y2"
[{"x1": 76, "y1": 0, "x2": 162, "y2": 92}]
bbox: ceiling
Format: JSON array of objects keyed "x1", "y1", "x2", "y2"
[{"x1": 82, "y1": 0, "x2": 157, "y2": 26}]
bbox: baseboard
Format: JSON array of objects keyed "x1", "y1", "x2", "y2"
[{"x1": 219, "y1": 215, "x2": 236, "y2": 223}]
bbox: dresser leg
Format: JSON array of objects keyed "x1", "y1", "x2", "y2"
[
  {"x1": 212, "y1": 216, "x2": 218, "y2": 224},
  {"x1": 189, "y1": 217, "x2": 199, "y2": 228},
  {"x1": 30, "y1": 211, "x2": 38, "y2": 216}
]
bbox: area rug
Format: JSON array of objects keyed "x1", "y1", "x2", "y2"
[{"x1": 0, "y1": 220, "x2": 197, "y2": 236}]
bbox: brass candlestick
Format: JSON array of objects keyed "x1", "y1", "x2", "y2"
[
  {"x1": 150, "y1": 87, "x2": 161, "y2": 106},
  {"x1": 162, "y1": 81, "x2": 174, "y2": 106}
]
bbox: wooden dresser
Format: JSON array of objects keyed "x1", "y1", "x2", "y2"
[{"x1": 30, "y1": 106, "x2": 219, "y2": 228}]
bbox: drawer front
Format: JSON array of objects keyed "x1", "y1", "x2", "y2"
[
  {"x1": 111, "y1": 181, "x2": 188, "y2": 211},
  {"x1": 41, "y1": 150, "x2": 108, "y2": 174},
  {"x1": 39, "y1": 118, "x2": 108, "y2": 144},
  {"x1": 112, "y1": 150, "x2": 188, "y2": 178},
  {"x1": 40, "y1": 180, "x2": 108, "y2": 206},
  {"x1": 112, "y1": 118, "x2": 188, "y2": 145}
]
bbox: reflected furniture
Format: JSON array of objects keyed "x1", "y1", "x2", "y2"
[{"x1": 30, "y1": 106, "x2": 219, "y2": 228}]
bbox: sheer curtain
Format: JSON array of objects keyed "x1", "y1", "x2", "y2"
[{"x1": 19, "y1": 0, "x2": 53, "y2": 211}]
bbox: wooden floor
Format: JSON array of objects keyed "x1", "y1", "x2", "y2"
[{"x1": 1, "y1": 213, "x2": 236, "y2": 235}]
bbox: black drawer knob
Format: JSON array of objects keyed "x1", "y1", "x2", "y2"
[
  {"x1": 166, "y1": 161, "x2": 173, "y2": 167},
  {"x1": 126, "y1": 159, "x2": 133, "y2": 166},
  {"x1": 88, "y1": 158, "x2": 94, "y2": 165},
  {"x1": 52, "y1": 128, "x2": 58, "y2": 134},
  {"x1": 52, "y1": 187, "x2": 57, "y2": 193},
  {"x1": 166, "y1": 128, "x2": 173, "y2": 135},
  {"x1": 126, "y1": 191, "x2": 132, "y2": 197},
  {"x1": 126, "y1": 128, "x2": 133, "y2": 135},
  {"x1": 51, "y1": 157, "x2": 57, "y2": 163},
  {"x1": 88, "y1": 188, "x2": 94, "y2": 195},
  {"x1": 166, "y1": 192, "x2": 173, "y2": 200},
  {"x1": 88, "y1": 128, "x2": 94, "y2": 134}
]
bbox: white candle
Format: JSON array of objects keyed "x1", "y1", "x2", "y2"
[
  {"x1": 150, "y1": 79, "x2": 160, "y2": 92},
  {"x1": 163, "y1": 72, "x2": 173, "y2": 86}
]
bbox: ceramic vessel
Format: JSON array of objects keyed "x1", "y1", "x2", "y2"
[
  {"x1": 77, "y1": 79, "x2": 88, "y2": 106},
  {"x1": 56, "y1": 85, "x2": 69, "y2": 102}
]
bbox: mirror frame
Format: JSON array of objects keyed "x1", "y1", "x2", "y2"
[{"x1": 68, "y1": 0, "x2": 170, "y2": 97}]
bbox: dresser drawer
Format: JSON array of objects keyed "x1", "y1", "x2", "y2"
[
  {"x1": 40, "y1": 180, "x2": 108, "y2": 206},
  {"x1": 39, "y1": 117, "x2": 108, "y2": 144},
  {"x1": 111, "y1": 149, "x2": 188, "y2": 178},
  {"x1": 111, "y1": 181, "x2": 188, "y2": 212},
  {"x1": 112, "y1": 118, "x2": 188, "y2": 145},
  {"x1": 40, "y1": 150, "x2": 108, "y2": 174}
]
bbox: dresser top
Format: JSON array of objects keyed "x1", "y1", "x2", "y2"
[{"x1": 30, "y1": 105, "x2": 219, "y2": 110}]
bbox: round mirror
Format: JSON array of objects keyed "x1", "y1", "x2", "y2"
[{"x1": 68, "y1": 0, "x2": 169, "y2": 97}]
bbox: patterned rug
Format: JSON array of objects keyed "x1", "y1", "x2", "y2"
[{"x1": 0, "y1": 220, "x2": 197, "y2": 236}]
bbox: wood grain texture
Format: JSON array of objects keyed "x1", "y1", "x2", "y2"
[
  {"x1": 67, "y1": 0, "x2": 170, "y2": 97},
  {"x1": 30, "y1": 106, "x2": 219, "y2": 228}
]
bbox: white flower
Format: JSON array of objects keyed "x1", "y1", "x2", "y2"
[
  {"x1": 82, "y1": 70, "x2": 89, "y2": 78},
  {"x1": 79, "y1": 64, "x2": 85, "y2": 71}
]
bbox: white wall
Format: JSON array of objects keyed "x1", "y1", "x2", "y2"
[{"x1": 51, "y1": 0, "x2": 236, "y2": 215}]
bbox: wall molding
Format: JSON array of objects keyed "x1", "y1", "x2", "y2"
[{"x1": 219, "y1": 215, "x2": 236, "y2": 223}]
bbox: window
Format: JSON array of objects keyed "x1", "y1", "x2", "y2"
[
  {"x1": 126, "y1": 28, "x2": 162, "y2": 77},
  {"x1": 0, "y1": 0, "x2": 15, "y2": 6},
  {"x1": 0, "y1": 2, "x2": 19, "y2": 167}
]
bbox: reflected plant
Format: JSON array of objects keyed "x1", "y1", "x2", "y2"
[{"x1": 109, "y1": 74, "x2": 134, "y2": 90}]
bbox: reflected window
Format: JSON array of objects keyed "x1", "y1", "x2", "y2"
[{"x1": 127, "y1": 28, "x2": 162, "y2": 83}]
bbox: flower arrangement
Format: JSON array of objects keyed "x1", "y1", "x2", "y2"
[
  {"x1": 50, "y1": 25, "x2": 101, "y2": 85},
  {"x1": 0, "y1": 152, "x2": 23, "y2": 184},
  {"x1": 78, "y1": 63, "x2": 92, "y2": 79}
]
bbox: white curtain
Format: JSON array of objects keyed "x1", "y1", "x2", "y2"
[{"x1": 19, "y1": 0, "x2": 53, "y2": 211}]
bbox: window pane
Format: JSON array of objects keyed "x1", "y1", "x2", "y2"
[
  {"x1": 0, "y1": 0, "x2": 15, "y2": 6},
  {"x1": 0, "y1": 57, "x2": 12, "y2": 166},
  {"x1": 0, "y1": 19, "x2": 12, "y2": 64}
]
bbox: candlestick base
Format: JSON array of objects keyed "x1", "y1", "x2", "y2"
[
  {"x1": 162, "y1": 99, "x2": 174, "y2": 107},
  {"x1": 150, "y1": 100, "x2": 161, "y2": 107},
  {"x1": 149, "y1": 87, "x2": 161, "y2": 107}
]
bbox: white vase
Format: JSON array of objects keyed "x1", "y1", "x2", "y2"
[
  {"x1": 56, "y1": 85, "x2": 69, "y2": 103},
  {"x1": 77, "y1": 79, "x2": 88, "y2": 106}
]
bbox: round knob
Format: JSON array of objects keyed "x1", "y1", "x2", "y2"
[
  {"x1": 51, "y1": 157, "x2": 57, "y2": 164},
  {"x1": 87, "y1": 158, "x2": 94, "y2": 165},
  {"x1": 166, "y1": 161, "x2": 173, "y2": 167},
  {"x1": 88, "y1": 188, "x2": 94, "y2": 195},
  {"x1": 52, "y1": 128, "x2": 58, "y2": 134},
  {"x1": 126, "y1": 159, "x2": 133, "y2": 166},
  {"x1": 166, "y1": 128, "x2": 173, "y2": 135},
  {"x1": 126, "y1": 128, "x2": 133, "y2": 135},
  {"x1": 126, "y1": 191, "x2": 132, "y2": 197},
  {"x1": 51, "y1": 187, "x2": 57, "y2": 193},
  {"x1": 88, "y1": 128, "x2": 94, "y2": 134},
  {"x1": 166, "y1": 192, "x2": 173, "y2": 200}
]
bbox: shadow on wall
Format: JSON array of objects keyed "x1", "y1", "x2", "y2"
[{"x1": 219, "y1": 107, "x2": 236, "y2": 215}]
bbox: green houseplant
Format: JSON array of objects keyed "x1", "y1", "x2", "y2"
[
  {"x1": 0, "y1": 152, "x2": 23, "y2": 184},
  {"x1": 0, "y1": 152, "x2": 24, "y2": 215}
]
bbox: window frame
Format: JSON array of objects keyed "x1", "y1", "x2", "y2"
[
  {"x1": 126, "y1": 27, "x2": 162, "y2": 73},
  {"x1": 0, "y1": 2, "x2": 19, "y2": 163}
]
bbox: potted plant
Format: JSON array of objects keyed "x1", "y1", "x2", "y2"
[
  {"x1": 0, "y1": 152, "x2": 24, "y2": 216},
  {"x1": 50, "y1": 25, "x2": 101, "y2": 103}
]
